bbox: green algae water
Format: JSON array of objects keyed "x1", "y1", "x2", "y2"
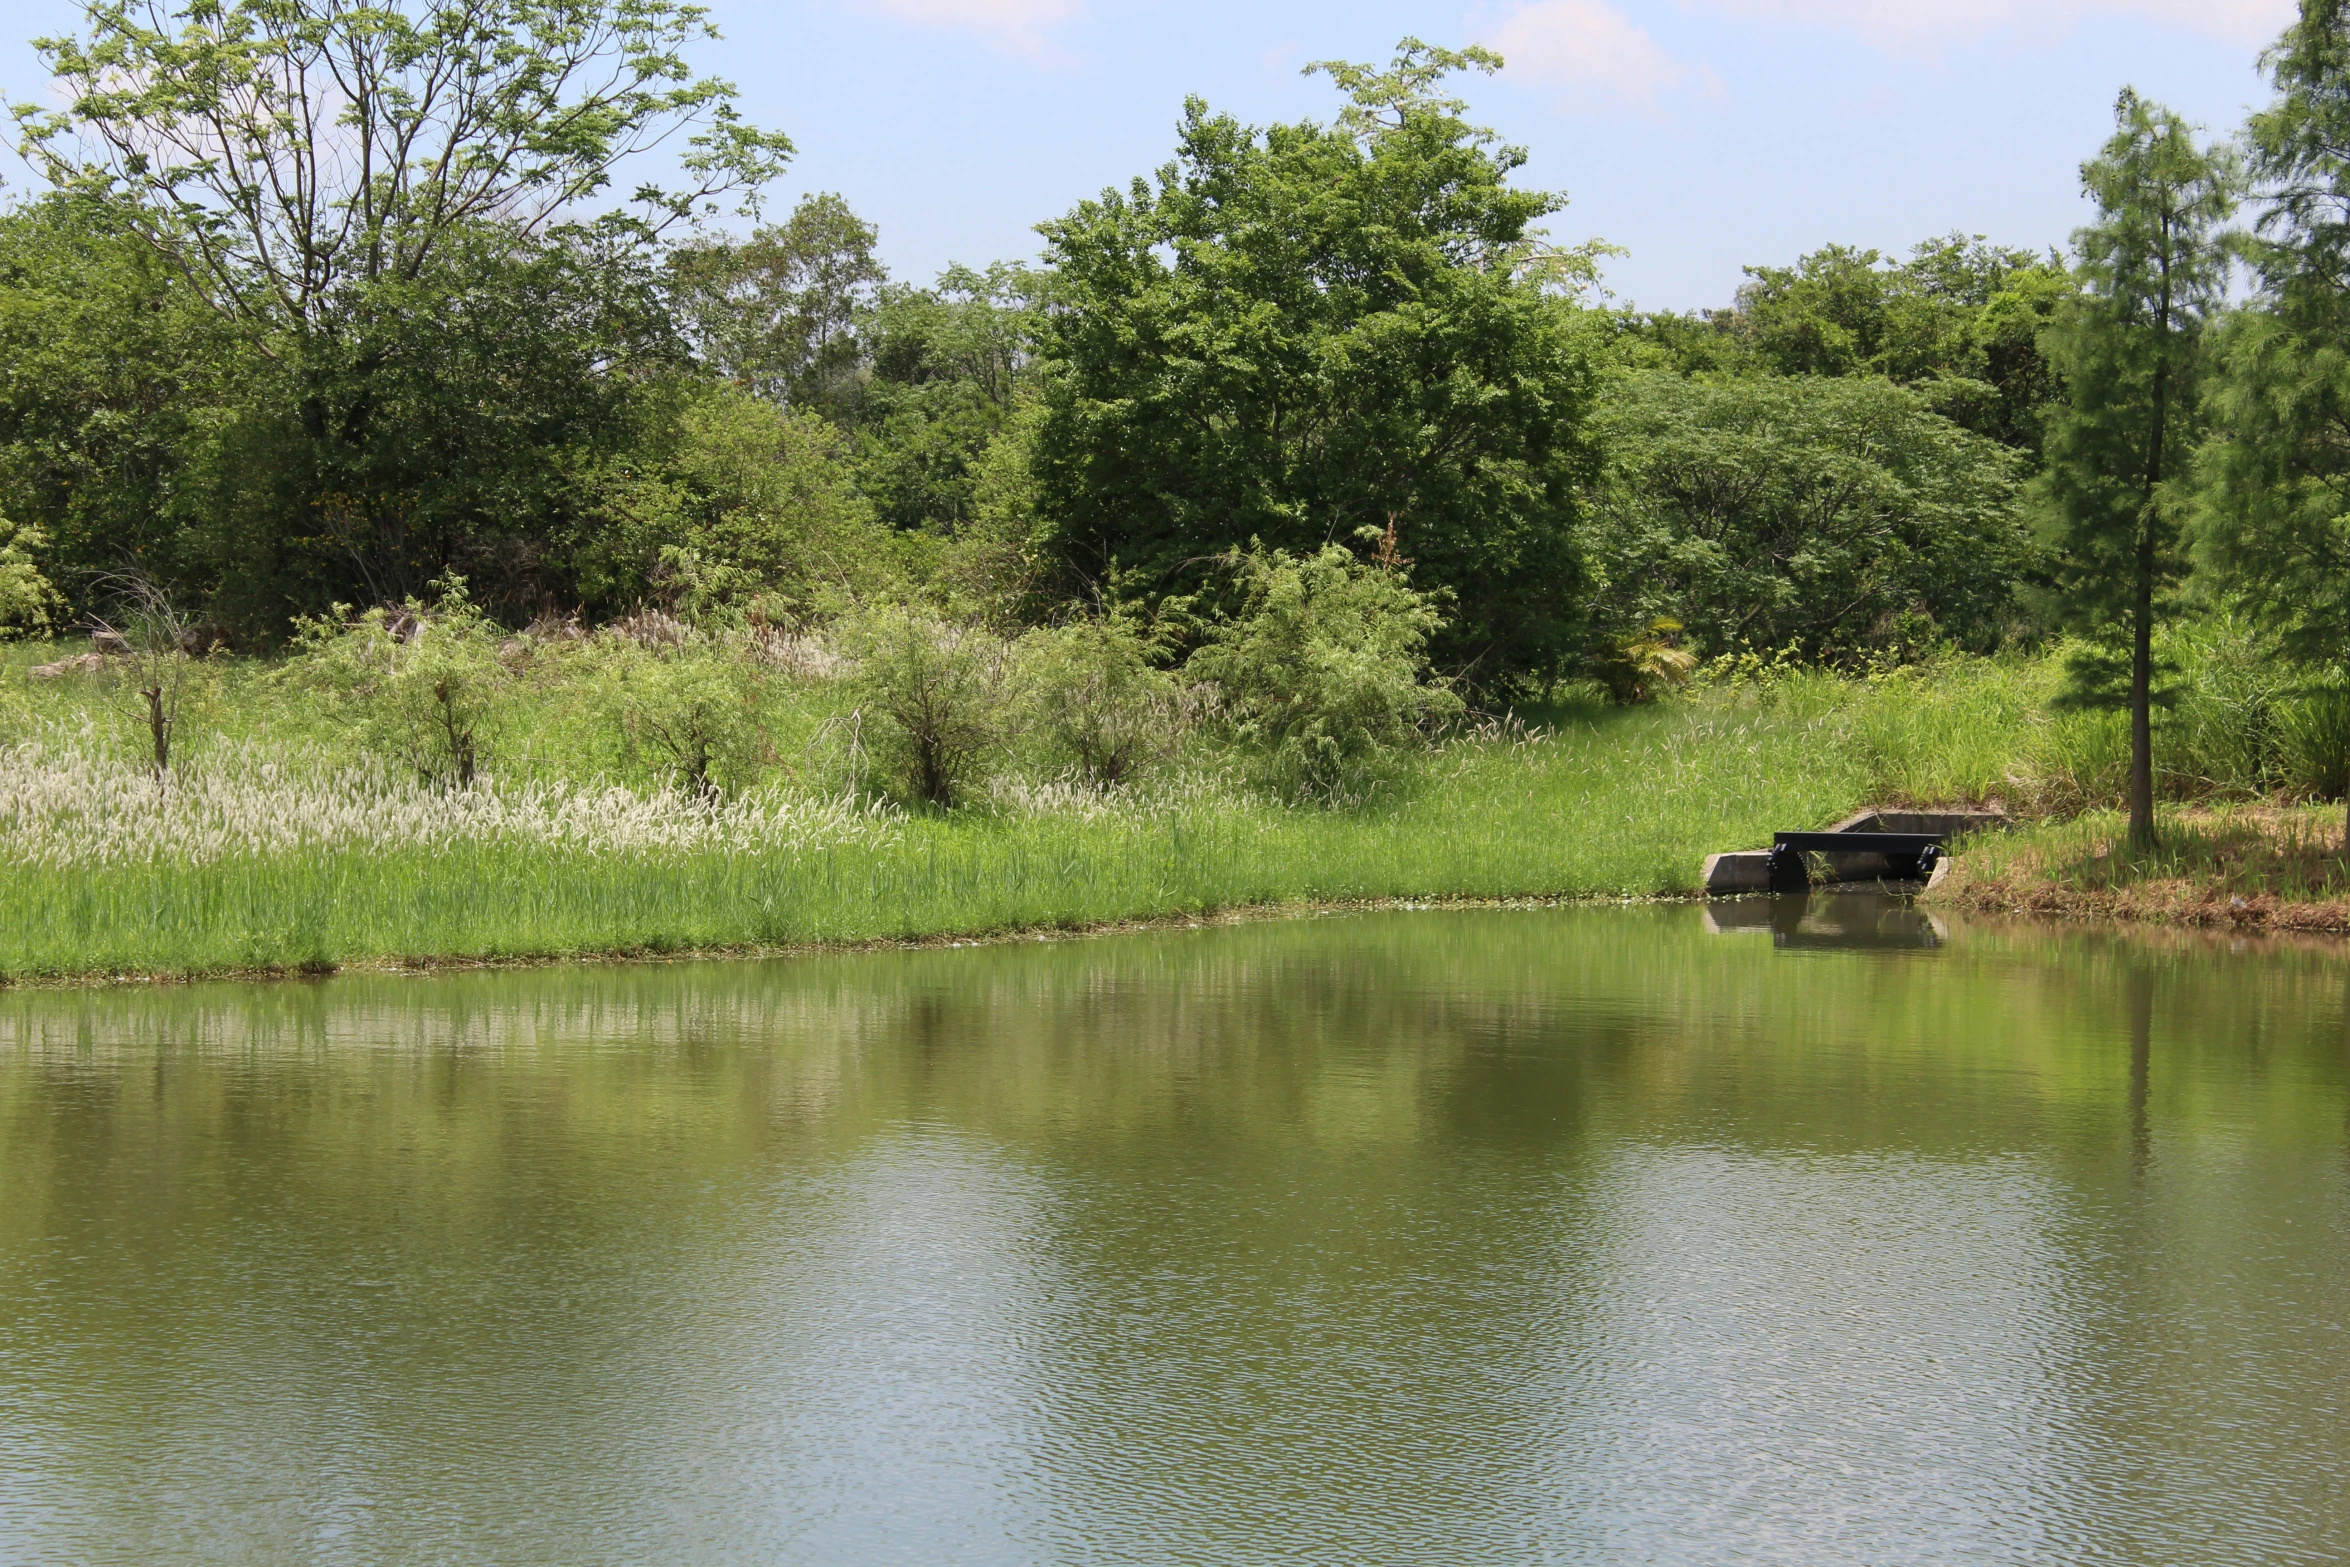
[{"x1": 1, "y1": 898, "x2": 2345, "y2": 1565}]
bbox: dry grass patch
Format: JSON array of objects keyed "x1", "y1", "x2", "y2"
[{"x1": 1941, "y1": 805, "x2": 2350, "y2": 931}]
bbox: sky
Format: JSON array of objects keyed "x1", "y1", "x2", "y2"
[{"x1": 0, "y1": 0, "x2": 2300, "y2": 310}]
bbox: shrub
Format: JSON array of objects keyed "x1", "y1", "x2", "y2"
[
  {"x1": 0, "y1": 517, "x2": 61, "y2": 638},
  {"x1": 839, "y1": 605, "x2": 1022, "y2": 808},
  {"x1": 287, "y1": 579, "x2": 517, "y2": 788},
  {"x1": 1592, "y1": 617, "x2": 1699, "y2": 704},
  {"x1": 2280, "y1": 676, "x2": 2350, "y2": 802},
  {"x1": 592, "y1": 636, "x2": 766, "y2": 800},
  {"x1": 1024, "y1": 613, "x2": 1188, "y2": 789},
  {"x1": 575, "y1": 385, "x2": 894, "y2": 621},
  {"x1": 1185, "y1": 545, "x2": 1462, "y2": 801},
  {"x1": 90, "y1": 573, "x2": 211, "y2": 780}
]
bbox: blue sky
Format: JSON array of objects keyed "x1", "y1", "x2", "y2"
[{"x1": 0, "y1": 0, "x2": 2296, "y2": 309}]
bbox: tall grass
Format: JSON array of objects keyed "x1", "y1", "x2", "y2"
[
  {"x1": 0, "y1": 699, "x2": 1860, "y2": 978},
  {"x1": 11, "y1": 624, "x2": 2350, "y2": 979}
]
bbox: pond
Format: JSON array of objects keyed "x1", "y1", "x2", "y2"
[{"x1": 1, "y1": 898, "x2": 2345, "y2": 1565}]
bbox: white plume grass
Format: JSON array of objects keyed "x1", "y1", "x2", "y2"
[{"x1": 0, "y1": 741, "x2": 899, "y2": 868}]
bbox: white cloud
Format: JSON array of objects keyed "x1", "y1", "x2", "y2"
[
  {"x1": 850, "y1": 0, "x2": 1084, "y2": 58},
  {"x1": 1690, "y1": 0, "x2": 2295, "y2": 49},
  {"x1": 1485, "y1": 0, "x2": 1694, "y2": 109}
]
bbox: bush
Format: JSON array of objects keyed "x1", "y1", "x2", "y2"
[
  {"x1": 1185, "y1": 545, "x2": 1462, "y2": 801},
  {"x1": 575, "y1": 385, "x2": 894, "y2": 621},
  {"x1": 0, "y1": 517, "x2": 60, "y2": 638},
  {"x1": 286, "y1": 580, "x2": 517, "y2": 788},
  {"x1": 1024, "y1": 613, "x2": 1187, "y2": 789},
  {"x1": 592, "y1": 635, "x2": 766, "y2": 799},
  {"x1": 839, "y1": 605, "x2": 1022, "y2": 808},
  {"x1": 1592, "y1": 617, "x2": 1699, "y2": 704},
  {"x1": 2280, "y1": 677, "x2": 2350, "y2": 801}
]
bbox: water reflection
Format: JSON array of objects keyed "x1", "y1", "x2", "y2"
[
  {"x1": 0, "y1": 909, "x2": 2346, "y2": 1564},
  {"x1": 1704, "y1": 891, "x2": 1946, "y2": 949}
]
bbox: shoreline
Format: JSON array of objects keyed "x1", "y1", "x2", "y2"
[
  {"x1": 0, "y1": 888, "x2": 1693, "y2": 992},
  {"x1": 1936, "y1": 879, "x2": 2350, "y2": 935},
  {"x1": 12, "y1": 868, "x2": 2348, "y2": 993}
]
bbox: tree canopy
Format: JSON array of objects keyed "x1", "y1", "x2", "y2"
[
  {"x1": 1585, "y1": 373, "x2": 2029, "y2": 663},
  {"x1": 1025, "y1": 40, "x2": 1600, "y2": 689}
]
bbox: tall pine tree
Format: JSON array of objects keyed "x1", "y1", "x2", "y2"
[
  {"x1": 2198, "y1": 0, "x2": 2350, "y2": 848},
  {"x1": 2037, "y1": 91, "x2": 2236, "y2": 851}
]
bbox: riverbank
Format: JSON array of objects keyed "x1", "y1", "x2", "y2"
[
  {"x1": 10, "y1": 634, "x2": 2349, "y2": 982},
  {"x1": 1936, "y1": 806, "x2": 2350, "y2": 933},
  {"x1": 0, "y1": 693, "x2": 1869, "y2": 983}
]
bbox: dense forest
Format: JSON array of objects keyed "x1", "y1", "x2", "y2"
[{"x1": 8, "y1": 2, "x2": 2350, "y2": 839}]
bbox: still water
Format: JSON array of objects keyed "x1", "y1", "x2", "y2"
[{"x1": 1, "y1": 899, "x2": 2345, "y2": 1565}]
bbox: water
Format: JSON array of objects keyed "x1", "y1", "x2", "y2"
[{"x1": 0, "y1": 898, "x2": 2345, "y2": 1565}]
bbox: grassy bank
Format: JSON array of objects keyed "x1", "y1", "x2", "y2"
[
  {"x1": 0, "y1": 697, "x2": 1861, "y2": 979},
  {"x1": 8, "y1": 631, "x2": 2349, "y2": 981},
  {"x1": 1940, "y1": 806, "x2": 2350, "y2": 933}
]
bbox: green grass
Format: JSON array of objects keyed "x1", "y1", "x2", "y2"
[
  {"x1": 1951, "y1": 803, "x2": 2350, "y2": 912},
  {"x1": 0, "y1": 693, "x2": 1873, "y2": 979},
  {"x1": 9, "y1": 632, "x2": 2341, "y2": 980}
]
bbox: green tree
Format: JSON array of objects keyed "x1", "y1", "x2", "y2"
[
  {"x1": 1583, "y1": 373, "x2": 2030, "y2": 662},
  {"x1": 2037, "y1": 90, "x2": 2237, "y2": 850},
  {"x1": 17, "y1": 0, "x2": 791, "y2": 630},
  {"x1": 209, "y1": 224, "x2": 686, "y2": 623},
  {"x1": 0, "y1": 192, "x2": 243, "y2": 609},
  {"x1": 852, "y1": 264, "x2": 1040, "y2": 534},
  {"x1": 2197, "y1": 0, "x2": 2350, "y2": 842},
  {"x1": 1624, "y1": 234, "x2": 2074, "y2": 456},
  {"x1": 669, "y1": 193, "x2": 887, "y2": 411},
  {"x1": 1027, "y1": 39, "x2": 1600, "y2": 691},
  {"x1": 20, "y1": 0, "x2": 789, "y2": 336}
]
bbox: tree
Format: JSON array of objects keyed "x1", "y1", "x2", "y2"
[
  {"x1": 852, "y1": 263, "x2": 1040, "y2": 533},
  {"x1": 16, "y1": 0, "x2": 791, "y2": 630},
  {"x1": 1628, "y1": 234, "x2": 2077, "y2": 457},
  {"x1": 2037, "y1": 90, "x2": 2237, "y2": 851},
  {"x1": 1027, "y1": 39, "x2": 1600, "y2": 691},
  {"x1": 1583, "y1": 373, "x2": 2030, "y2": 663},
  {"x1": 0, "y1": 192, "x2": 245, "y2": 611},
  {"x1": 2197, "y1": 0, "x2": 2350, "y2": 844},
  {"x1": 669, "y1": 193, "x2": 887, "y2": 410},
  {"x1": 19, "y1": 0, "x2": 791, "y2": 338},
  {"x1": 210, "y1": 222, "x2": 688, "y2": 622}
]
